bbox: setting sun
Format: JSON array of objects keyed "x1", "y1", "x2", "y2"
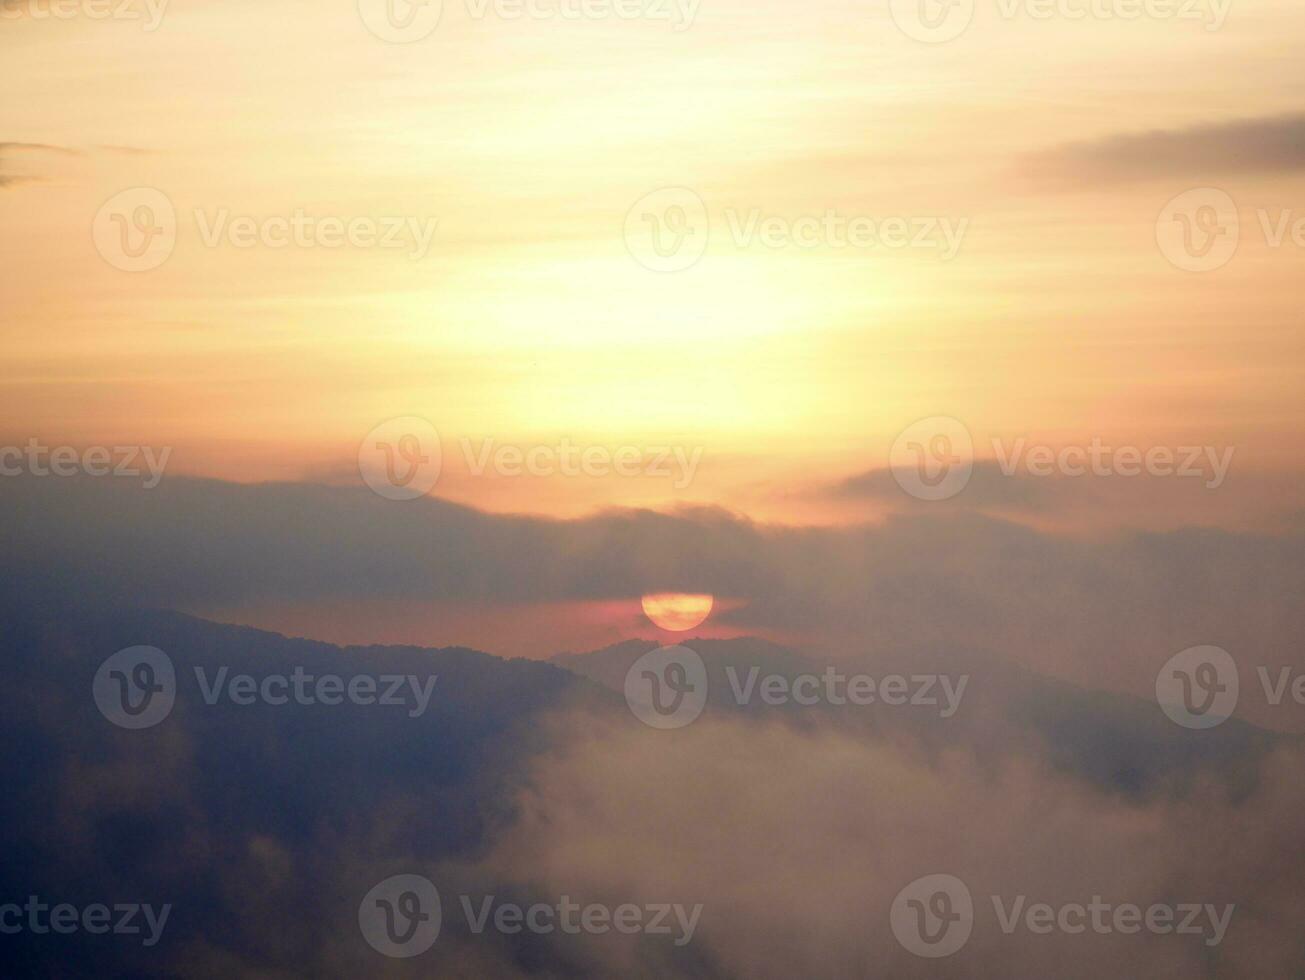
[{"x1": 640, "y1": 593, "x2": 714, "y2": 632}]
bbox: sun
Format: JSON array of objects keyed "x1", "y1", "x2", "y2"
[{"x1": 641, "y1": 593, "x2": 714, "y2": 632}]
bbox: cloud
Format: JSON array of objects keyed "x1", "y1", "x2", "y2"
[
  {"x1": 829, "y1": 459, "x2": 1050, "y2": 511},
  {"x1": 1022, "y1": 113, "x2": 1305, "y2": 184},
  {"x1": 6, "y1": 591, "x2": 1298, "y2": 978},
  {"x1": 0, "y1": 140, "x2": 78, "y2": 188},
  {"x1": 4, "y1": 474, "x2": 1305, "y2": 732},
  {"x1": 0, "y1": 142, "x2": 77, "y2": 154},
  {"x1": 4, "y1": 484, "x2": 1305, "y2": 976},
  {"x1": 0, "y1": 142, "x2": 147, "y2": 188},
  {"x1": 485, "y1": 716, "x2": 1305, "y2": 978},
  {"x1": 819, "y1": 455, "x2": 1297, "y2": 536}
]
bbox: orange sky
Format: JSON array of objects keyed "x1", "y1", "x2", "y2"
[{"x1": 3, "y1": 0, "x2": 1304, "y2": 528}]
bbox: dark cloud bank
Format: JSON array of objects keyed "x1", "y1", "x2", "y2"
[
  {"x1": 2, "y1": 475, "x2": 1304, "y2": 976},
  {"x1": 1024, "y1": 112, "x2": 1305, "y2": 183}
]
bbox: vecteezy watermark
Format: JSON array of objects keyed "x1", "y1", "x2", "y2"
[
  {"x1": 725, "y1": 667, "x2": 969, "y2": 717},
  {"x1": 359, "y1": 876, "x2": 442, "y2": 958},
  {"x1": 890, "y1": 875, "x2": 975, "y2": 958},
  {"x1": 91, "y1": 647, "x2": 177, "y2": 730},
  {"x1": 1155, "y1": 645, "x2": 1240, "y2": 729},
  {"x1": 890, "y1": 417, "x2": 1235, "y2": 501},
  {"x1": 0, "y1": 440, "x2": 171, "y2": 488},
  {"x1": 359, "y1": 875, "x2": 702, "y2": 958},
  {"x1": 92, "y1": 188, "x2": 438, "y2": 272},
  {"x1": 357, "y1": 0, "x2": 700, "y2": 43},
  {"x1": 0, "y1": 898, "x2": 171, "y2": 947},
  {"x1": 891, "y1": 874, "x2": 1234, "y2": 958},
  {"x1": 623, "y1": 188, "x2": 709, "y2": 273},
  {"x1": 192, "y1": 210, "x2": 437, "y2": 258},
  {"x1": 0, "y1": 0, "x2": 169, "y2": 30},
  {"x1": 1156, "y1": 188, "x2": 1238, "y2": 272},
  {"x1": 92, "y1": 188, "x2": 177, "y2": 273},
  {"x1": 889, "y1": 0, "x2": 1229, "y2": 43},
  {"x1": 1157, "y1": 187, "x2": 1305, "y2": 272},
  {"x1": 624, "y1": 187, "x2": 969, "y2": 272},
  {"x1": 889, "y1": 417, "x2": 975, "y2": 502},
  {"x1": 622, "y1": 645, "x2": 969, "y2": 729},
  {"x1": 624, "y1": 646, "x2": 710, "y2": 729},
  {"x1": 93, "y1": 647, "x2": 439, "y2": 730},
  {"x1": 1156, "y1": 645, "x2": 1305, "y2": 729},
  {"x1": 359, "y1": 417, "x2": 705, "y2": 501},
  {"x1": 722, "y1": 209, "x2": 968, "y2": 259},
  {"x1": 460, "y1": 437, "x2": 704, "y2": 488},
  {"x1": 359, "y1": 417, "x2": 443, "y2": 501},
  {"x1": 889, "y1": 0, "x2": 976, "y2": 43}
]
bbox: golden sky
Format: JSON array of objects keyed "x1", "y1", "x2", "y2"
[{"x1": 3, "y1": 0, "x2": 1303, "y2": 525}]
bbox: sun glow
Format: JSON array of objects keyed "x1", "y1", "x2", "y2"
[{"x1": 641, "y1": 593, "x2": 714, "y2": 632}]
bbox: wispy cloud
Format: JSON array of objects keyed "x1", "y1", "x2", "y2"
[
  {"x1": 1023, "y1": 113, "x2": 1305, "y2": 184},
  {"x1": 0, "y1": 140, "x2": 79, "y2": 189},
  {"x1": 828, "y1": 460, "x2": 1050, "y2": 511}
]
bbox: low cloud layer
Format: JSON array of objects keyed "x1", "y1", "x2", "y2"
[
  {"x1": 4, "y1": 474, "x2": 1305, "y2": 730},
  {"x1": 1023, "y1": 112, "x2": 1305, "y2": 183},
  {"x1": 3, "y1": 477, "x2": 1304, "y2": 976},
  {"x1": 485, "y1": 716, "x2": 1305, "y2": 978},
  {"x1": 6, "y1": 593, "x2": 1300, "y2": 978}
]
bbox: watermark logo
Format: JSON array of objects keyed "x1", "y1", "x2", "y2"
[
  {"x1": 0, "y1": 899, "x2": 171, "y2": 946},
  {"x1": 893, "y1": 874, "x2": 1234, "y2": 956},
  {"x1": 989, "y1": 894, "x2": 1233, "y2": 946},
  {"x1": 0, "y1": 440, "x2": 171, "y2": 488},
  {"x1": 359, "y1": 876, "x2": 702, "y2": 955},
  {"x1": 359, "y1": 417, "x2": 443, "y2": 501},
  {"x1": 95, "y1": 649, "x2": 439, "y2": 728},
  {"x1": 93, "y1": 188, "x2": 176, "y2": 273},
  {"x1": 889, "y1": 0, "x2": 975, "y2": 43},
  {"x1": 723, "y1": 209, "x2": 967, "y2": 257},
  {"x1": 93, "y1": 646, "x2": 176, "y2": 730},
  {"x1": 726, "y1": 667, "x2": 968, "y2": 717},
  {"x1": 359, "y1": 874, "x2": 442, "y2": 958},
  {"x1": 890, "y1": 417, "x2": 974, "y2": 501},
  {"x1": 992, "y1": 438, "x2": 1234, "y2": 488},
  {"x1": 0, "y1": 0, "x2": 169, "y2": 30},
  {"x1": 192, "y1": 209, "x2": 437, "y2": 258},
  {"x1": 359, "y1": 0, "x2": 698, "y2": 40},
  {"x1": 1156, "y1": 188, "x2": 1239, "y2": 272},
  {"x1": 1158, "y1": 187, "x2": 1305, "y2": 272},
  {"x1": 358, "y1": 0, "x2": 443, "y2": 42},
  {"x1": 891, "y1": 418, "x2": 1235, "y2": 501},
  {"x1": 1157, "y1": 648, "x2": 1305, "y2": 727},
  {"x1": 625, "y1": 189, "x2": 969, "y2": 271},
  {"x1": 1000, "y1": 0, "x2": 1229, "y2": 29},
  {"x1": 890, "y1": 0, "x2": 1229, "y2": 42},
  {"x1": 460, "y1": 895, "x2": 702, "y2": 945},
  {"x1": 1156, "y1": 645, "x2": 1239, "y2": 729},
  {"x1": 360, "y1": 423, "x2": 705, "y2": 499},
  {"x1": 624, "y1": 187, "x2": 710, "y2": 273},
  {"x1": 460, "y1": 437, "x2": 703, "y2": 488},
  {"x1": 192, "y1": 667, "x2": 438, "y2": 717},
  {"x1": 624, "y1": 645, "x2": 708, "y2": 729},
  {"x1": 1258, "y1": 666, "x2": 1305, "y2": 709},
  {"x1": 94, "y1": 190, "x2": 439, "y2": 270},
  {"x1": 891, "y1": 874, "x2": 974, "y2": 958}
]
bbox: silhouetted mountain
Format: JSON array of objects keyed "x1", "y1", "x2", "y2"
[
  {"x1": 1, "y1": 590, "x2": 1289, "y2": 977},
  {"x1": 0, "y1": 590, "x2": 620, "y2": 978}
]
